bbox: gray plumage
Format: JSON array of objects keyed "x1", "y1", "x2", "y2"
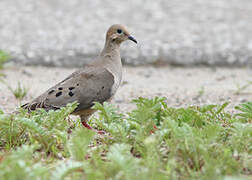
[
  {"x1": 21, "y1": 24, "x2": 137, "y2": 127},
  {"x1": 22, "y1": 65, "x2": 114, "y2": 113}
]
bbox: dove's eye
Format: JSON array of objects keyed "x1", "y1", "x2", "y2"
[{"x1": 117, "y1": 29, "x2": 122, "y2": 34}]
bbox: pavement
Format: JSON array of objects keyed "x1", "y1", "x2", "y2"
[{"x1": 0, "y1": 0, "x2": 252, "y2": 67}]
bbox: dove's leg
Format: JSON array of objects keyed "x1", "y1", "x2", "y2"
[
  {"x1": 80, "y1": 115, "x2": 92, "y2": 129},
  {"x1": 80, "y1": 114, "x2": 105, "y2": 134},
  {"x1": 80, "y1": 114, "x2": 93, "y2": 129}
]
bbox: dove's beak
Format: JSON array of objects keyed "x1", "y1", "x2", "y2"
[{"x1": 128, "y1": 36, "x2": 137, "y2": 44}]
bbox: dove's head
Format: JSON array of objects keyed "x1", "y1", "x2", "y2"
[{"x1": 106, "y1": 24, "x2": 137, "y2": 45}]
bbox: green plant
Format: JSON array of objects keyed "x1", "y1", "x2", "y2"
[
  {"x1": 0, "y1": 80, "x2": 29, "y2": 100},
  {"x1": 7, "y1": 81, "x2": 29, "y2": 100},
  {"x1": 235, "y1": 101, "x2": 252, "y2": 123},
  {"x1": 0, "y1": 145, "x2": 50, "y2": 180},
  {"x1": 0, "y1": 98, "x2": 251, "y2": 180},
  {"x1": 234, "y1": 81, "x2": 252, "y2": 95},
  {"x1": 195, "y1": 86, "x2": 205, "y2": 98},
  {"x1": 0, "y1": 50, "x2": 9, "y2": 69}
]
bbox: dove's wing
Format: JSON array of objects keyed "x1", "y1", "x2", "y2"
[{"x1": 22, "y1": 65, "x2": 114, "y2": 112}]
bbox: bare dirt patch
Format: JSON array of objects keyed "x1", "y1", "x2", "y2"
[{"x1": 0, "y1": 66, "x2": 251, "y2": 113}]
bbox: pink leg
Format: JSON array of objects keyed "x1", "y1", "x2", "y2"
[
  {"x1": 81, "y1": 121, "x2": 105, "y2": 134},
  {"x1": 81, "y1": 121, "x2": 92, "y2": 129}
]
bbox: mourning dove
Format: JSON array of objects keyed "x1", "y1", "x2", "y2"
[{"x1": 21, "y1": 24, "x2": 137, "y2": 132}]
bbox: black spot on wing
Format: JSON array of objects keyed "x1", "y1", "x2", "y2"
[
  {"x1": 58, "y1": 87, "x2": 63, "y2": 90},
  {"x1": 48, "y1": 90, "x2": 55, "y2": 94},
  {"x1": 56, "y1": 92, "x2": 62, "y2": 97},
  {"x1": 71, "y1": 68, "x2": 115, "y2": 113},
  {"x1": 68, "y1": 92, "x2": 74, "y2": 97},
  {"x1": 69, "y1": 87, "x2": 75, "y2": 90}
]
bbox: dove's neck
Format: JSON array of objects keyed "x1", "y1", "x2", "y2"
[
  {"x1": 98, "y1": 40, "x2": 123, "y2": 91},
  {"x1": 101, "y1": 39, "x2": 120, "y2": 56},
  {"x1": 100, "y1": 40, "x2": 122, "y2": 66}
]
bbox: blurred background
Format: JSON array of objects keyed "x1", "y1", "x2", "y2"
[
  {"x1": 0, "y1": 0, "x2": 251, "y2": 67},
  {"x1": 0, "y1": 0, "x2": 251, "y2": 113},
  {"x1": 0, "y1": 1, "x2": 251, "y2": 178}
]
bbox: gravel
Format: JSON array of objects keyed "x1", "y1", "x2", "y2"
[
  {"x1": 0, "y1": 0, "x2": 252, "y2": 67},
  {"x1": 0, "y1": 66, "x2": 251, "y2": 113}
]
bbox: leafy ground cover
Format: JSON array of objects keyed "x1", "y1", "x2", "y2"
[
  {"x1": 0, "y1": 98, "x2": 251, "y2": 180},
  {"x1": 0, "y1": 50, "x2": 9, "y2": 70}
]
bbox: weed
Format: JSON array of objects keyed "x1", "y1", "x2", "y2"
[
  {"x1": 7, "y1": 81, "x2": 29, "y2": 100},
  {"x1": 0, "y1": 50, "x2": 9, "y2": 69},
  {"x1": 197, "y1": 86, "x2": 205, "y2": 97},
  {"x1": 0, "y1": 98, "x2": 251, "y2": 179},
  {"x1": 235, "y1": 101, "x2": 252, "y2": 123},
  {"x1": 234, "y1": 81, "x2": 252, "y2": 95}
]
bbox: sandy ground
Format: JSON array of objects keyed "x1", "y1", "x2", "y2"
[{"x1": 0, "y1": 66, "x2": 251, "y2": 114}]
